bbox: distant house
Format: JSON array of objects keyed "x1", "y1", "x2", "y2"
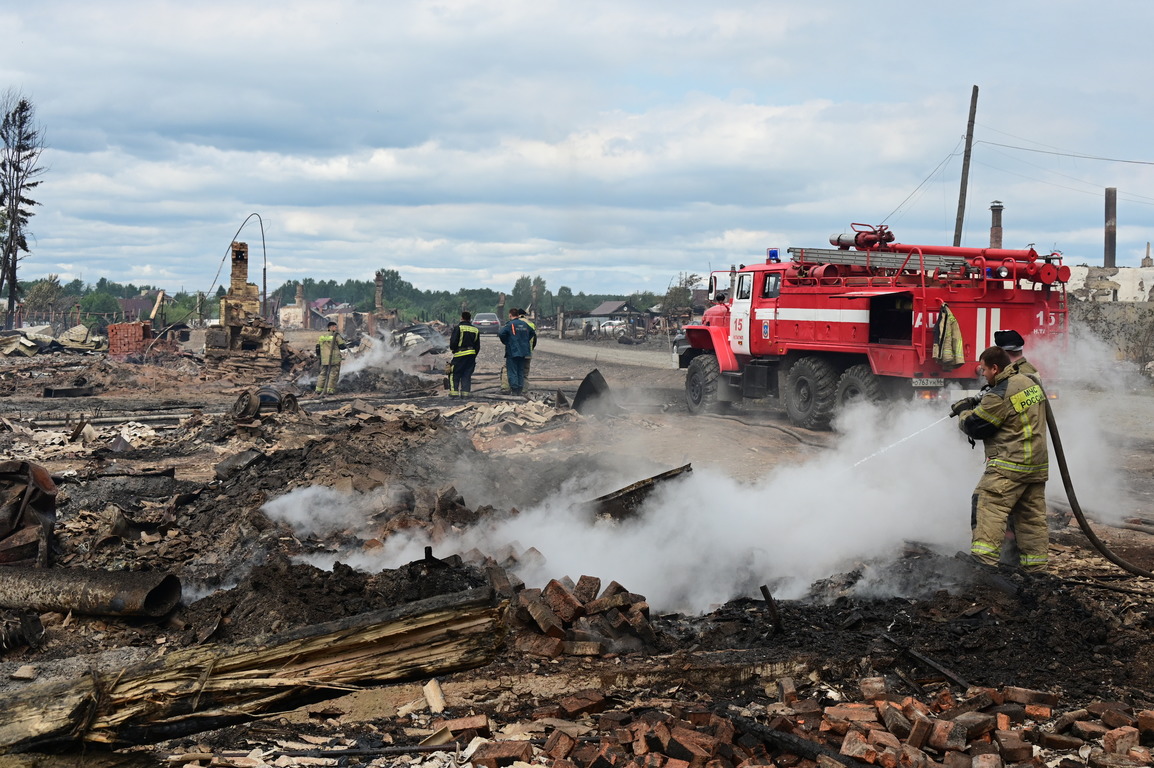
[
  {"x1": 118, "y1": 291, "x2": 173, "y2": 322},
  {"x1": 585, "y1": 300, "x2": 652, "y2": 333},
  {"x1": 309, "y1": 298, "x2": 340, "y2": 314}
]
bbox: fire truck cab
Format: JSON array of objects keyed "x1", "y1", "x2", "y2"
[{"x1": 675, "y1": 224, "x2": 1069, "y2": 429}]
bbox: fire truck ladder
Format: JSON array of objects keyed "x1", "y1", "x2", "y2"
[{"x1": 786, "y1": 247, "x2": 968, "y2": 275}]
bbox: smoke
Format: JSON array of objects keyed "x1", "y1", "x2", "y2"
[
  {"x1": 262, "y1": 485, "x2": 384, "y2": 537},
  {"x1": 291, "y1": 399, "x2": 983, "y2": 613},
  {"x1": 341, "y1": 335, "x2": 406, "y2": 375},
  {"x1": 1029, "y1": 328, "x2": 1147, "y2": 523},
  {"x1": 266, "y1": 329, "x2": 1147, "y2": 612}
]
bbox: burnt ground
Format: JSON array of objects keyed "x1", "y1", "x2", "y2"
[{"x1": 0, "y1": 334, "x2": 1153, "y2": 764}]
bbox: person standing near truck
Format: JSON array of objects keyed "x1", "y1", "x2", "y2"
[
  {"x1": 501, "y1": 308, "x2": 537, "y2": 393},
  {"x1": 951, "y1": 346, "x2": 1049, "y2": 572}
]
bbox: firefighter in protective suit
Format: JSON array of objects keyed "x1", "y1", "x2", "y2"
[
  {"x1": 951, "y1": 346, "x2": 1049, "y2": 571},
  {"x1": 315, "y1": 321, "x2": 348, "y2": 395}
]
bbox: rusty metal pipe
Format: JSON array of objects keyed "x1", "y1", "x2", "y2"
[{"x1": 0, "y1": 567, "x2": 182, "y2": 617}]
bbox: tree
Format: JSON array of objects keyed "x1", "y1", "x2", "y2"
[
  {"x1": 0, "y1": 91, "x2": 45, "y2": 329},
  {"x1": 79, "y1": 292, "x2": 122, "y2": 331},
  {"x1": 22, "y1": 274, "x2": 62, "y2": 313},
  {"x1": 663, "y1": 272, "x2": 701, "y2": 322}
]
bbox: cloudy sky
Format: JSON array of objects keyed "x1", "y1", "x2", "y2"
[{"x1": 6, "y1": 1, "x2": 1154, "y2": 298}]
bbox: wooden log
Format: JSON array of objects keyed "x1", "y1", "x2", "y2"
[{"x1": 0, "y1": 587, "x2": 504, "y2": 754}]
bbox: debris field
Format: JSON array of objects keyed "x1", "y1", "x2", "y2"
[{"x1": 0, "y1": 335, "x2": 1152, "y2": 768}]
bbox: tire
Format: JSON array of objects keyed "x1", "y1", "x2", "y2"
[
  {"x1": 836, "y1": 364, "x2": 885, "y2": 408},
  {"x1": 685, "y1": 354, "x2": 721, "y2": 414},
  {"x1": 783, "y1": 357, "x2": 837, "y2": 429}
]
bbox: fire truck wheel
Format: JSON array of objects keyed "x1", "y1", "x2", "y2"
[
  {"x1": 835, "y1": 364, "x2": 885, "y2": 408},
  {"x1": 685, "y1": 354, "x2": 721, "y2": 414},
  {"x1": 783, "y1": 357, "x2": 837, "y2": 429}
]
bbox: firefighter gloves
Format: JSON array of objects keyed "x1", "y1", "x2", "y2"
[{"x1": 950, "y1": 396, "x2": 978, "y2": 418}]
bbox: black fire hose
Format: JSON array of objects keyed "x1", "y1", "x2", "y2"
[{"x1": 1046, "y1": 400, "x2": 1154, "y2": 580}]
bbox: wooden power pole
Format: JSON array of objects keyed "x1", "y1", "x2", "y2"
[{"x1": 953, "y1": 85, "x2": 979, "y2": 247}]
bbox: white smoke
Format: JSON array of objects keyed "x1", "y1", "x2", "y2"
[
  {"x1": 266, "y1": 329, "x2": 1147, "y2": 612},
  {"x1": 262, "y1": 485, "x2": 381, "y2": 537},
  {"x1": 295, "y1": 399, "x2": 982, "y2": 613}
]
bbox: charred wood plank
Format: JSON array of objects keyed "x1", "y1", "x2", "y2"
[{"x1": 0, "y1": 587, "x2": 504, "y2": 754}]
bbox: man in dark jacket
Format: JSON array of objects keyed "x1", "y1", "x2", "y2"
[
  {"x1": 952, "y1": 346, "x2": 1049, "y2": 571},
  {"x1": 497, "y1": 308, "x2": 536, "y2": 396},
  {"x1": 448, "y1": 311, "x2": 480, "y2": 397}
]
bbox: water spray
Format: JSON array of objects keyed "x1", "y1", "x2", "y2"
[{"x1": 849, "y1": 414, "x2": 951, "y2": 470}]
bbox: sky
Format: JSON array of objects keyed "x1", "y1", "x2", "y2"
[{"x1": 5, "y1": 1, "x2": 1154, "y2": 299}]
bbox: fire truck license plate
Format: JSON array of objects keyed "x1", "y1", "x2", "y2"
[{"x1": 911, "y1": 378, "x2": 944, "y2": 387}]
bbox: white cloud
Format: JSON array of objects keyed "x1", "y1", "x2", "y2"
[{"x1": 7, "y1": 1, "x2": 1154, "y2": 295}]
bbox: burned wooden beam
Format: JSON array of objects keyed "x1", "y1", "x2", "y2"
[
  {"x1": 586, "y1": 464, "x2": 693, "y2": 520},
  {"x1": 0, "y1": 587, "x2": 505, "y2": 753}
]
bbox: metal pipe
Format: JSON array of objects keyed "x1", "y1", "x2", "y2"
[{"x1": 0, "y1": 567, "x2": 182, "y2": 617}]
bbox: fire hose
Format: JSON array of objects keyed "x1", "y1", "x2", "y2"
[{"x1": 1045, "y1": 400, "x2": 1154, "y2": 580}]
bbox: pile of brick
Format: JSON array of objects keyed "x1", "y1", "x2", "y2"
[
  {"x1": 507, "y1": 576, "x2": 657, "y2": 658},
  {"x1": 107, "y1": 321, "x2": 153, "y2": 357},
  {"x1": 429, "y1": 681, "x2": 1153, "y2": 768}
]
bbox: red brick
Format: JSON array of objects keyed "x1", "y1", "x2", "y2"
[
  {"x1": 1071, "y1": 720, "x2": 1111, "y2": 740},
  {"x1": 1024, "y1": 703, "x2": 1052, "y2": 720},
  {"x1": 868, "y1": 730, "x2": 901, "y2": 750},
  {"x1": 940, "y1": 751, "x2": 969, "y2": 768},
  {"x1": 906, "y1": 716, "x2": 932, "y2": 750},
  {"x1": 1053, "y1": 708, "x2": 1090, "y2": 733},
  {"x1": 524, "y1": 594, "x2": 566, "y2": 638},
  {"x1": 514, "y1": 633, "x2": 564, "y2": 658},
  {"x1": 839, "y1": 731, "x2": 878, "y2": 763},
  {"x1": 880, "y1": 704, "x2": 911, "y2": 739},
  {"x1": 1129, "y1": 747, "x2": 1153, "y2": 764},
  {"x1": 600, "y1": 711, "x2": 633, "y2": 731},
  {"x1": 544, "y1": 729, "x2": 577, "y2": 760},
  {"x1": 574, "y1": 574, "x2": 602, "y2": 604},
  {"x1": 876, "y1": 747, "x2": 900, "y2": 768},
  {"x1": 824, "y1": 704, "x2": 880, "y2": 723},
  {"x1": 469, "y1": 740, "x2": 533, "y2": 768},
  {"x1": 928, "y1": 719, "x2": 968, "y2": 752},
  {"x1": 1101, "y1": 709, "x2": 1137, "y2": 729},
  {"x1": 897, "y1": 744, "x2": 930, "y2": 768},
  {"x1": 1103, "y1": 726, "x2": 1140, "y2": 755},
  {"x1": 585, "y1": 591, "x2": 638, "y2": 614},
  {"x1": 560, "y1": 689, "x2": 610, "y2": 718},
  {"x1": 991, "y1": 730, "x2": 1032, "y2": 762},
  {"x1": 941, "y1": 691, "x2": 994, "y2": 721},
  {"x1": 543, "y1": 579, "x2": 585, "y2": 623},
  {"x1": 952, "y1": 711, "x2": 996, "y2": 739},
  {"x1": 777, "y1": 677, "x2": 799, "y2": 704},
  {"x1": 1041, "y1": 732, "x2": 1084, "y2": 750},
  {"x1": 1137, "y1": 710, "x2": 1154, "y2": 734}
]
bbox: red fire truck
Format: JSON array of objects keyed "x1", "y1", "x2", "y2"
[{"x1": 675, "y1": 223, "x2": 1070, "y2": 429}]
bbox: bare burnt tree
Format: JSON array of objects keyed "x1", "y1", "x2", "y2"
[{"x1": 0, "y1": 91, "x2": 45, "y2": 329}]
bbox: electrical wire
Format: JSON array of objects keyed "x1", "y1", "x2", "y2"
[
  {"x1": 880, "y1": 136, "x2": 966, "y2": 226},
  {"x1": 975, "y1": 140, "x2": 1154, "y2": 167}
]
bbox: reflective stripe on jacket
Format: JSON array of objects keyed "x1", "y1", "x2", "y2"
[
  {"x1": 959, "y1": 368, "x2": 1049, "y2": 481},
  {"x1": 450, "y1": 323, "x2": 480, "y2": 357},
  {"x1": 317, "y1": 332, "x2": 346, "y2": 365}
]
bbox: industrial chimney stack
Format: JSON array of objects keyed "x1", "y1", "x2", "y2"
[
  {"x1": 1105, "y1": 187, "x2": 1117, "y2": 268},
  {"x1": 989, "y1": 201, "x2": 1004, "y2": 249}
]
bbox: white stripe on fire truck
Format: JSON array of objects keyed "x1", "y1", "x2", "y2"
[
  {"x1": 990, "y1": 307, "x2": 1000, "y2": 349},
  {"x1": 770, "y1": 308, "x2": 870, "y2": 323}
]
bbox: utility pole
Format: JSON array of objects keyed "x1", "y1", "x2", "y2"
[{"x1": 953, "y1": 85, "x2": 979, "y2": 247}]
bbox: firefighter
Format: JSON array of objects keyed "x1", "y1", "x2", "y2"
[
  {"x1": 315, "y1": 321, "x2": 348, "y2": 395},
  {"x1": 448, "y1": 311, "x2": 480, "y2": 397},
  {"x1": 994, "y1": 328, "x2": 1038, "y2": 378},
  {"x1": 950, "y1": 346, "x2": 1049, "y2": 572},
  {"x1": 497, "y1": 307, "x2": 535, "y2": 396},
  {"x1": 500, "y1": 308, "x2": 536, "y2": 394}
]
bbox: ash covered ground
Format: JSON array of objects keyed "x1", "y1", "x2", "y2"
[{"x1": 0, "y1": 332, "x2": 1152, "y2": 765}]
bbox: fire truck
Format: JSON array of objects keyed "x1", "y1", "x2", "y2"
[{"x1": 675, "y1": 223, "x2": 1070, "y2": 429}]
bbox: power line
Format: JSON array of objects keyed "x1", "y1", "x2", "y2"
[
  {"x1": 880, "y1": 137, "x2": 965, "y2": 225},
  {"x1": 974, "y1": 140, "x2": 1154, "y2": 166}
]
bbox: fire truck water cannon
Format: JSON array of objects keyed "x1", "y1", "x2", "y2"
[
  {"x1": 677, "y1": 221, "x2": 1071, "y2": 430},
  {"x1": 826, "y1": 224, "x2": 1070, "y2": 287}
]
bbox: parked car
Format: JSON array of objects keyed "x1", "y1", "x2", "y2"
[{"x1": 473, "y1": 312, "x2": 500, "y2": 334}]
